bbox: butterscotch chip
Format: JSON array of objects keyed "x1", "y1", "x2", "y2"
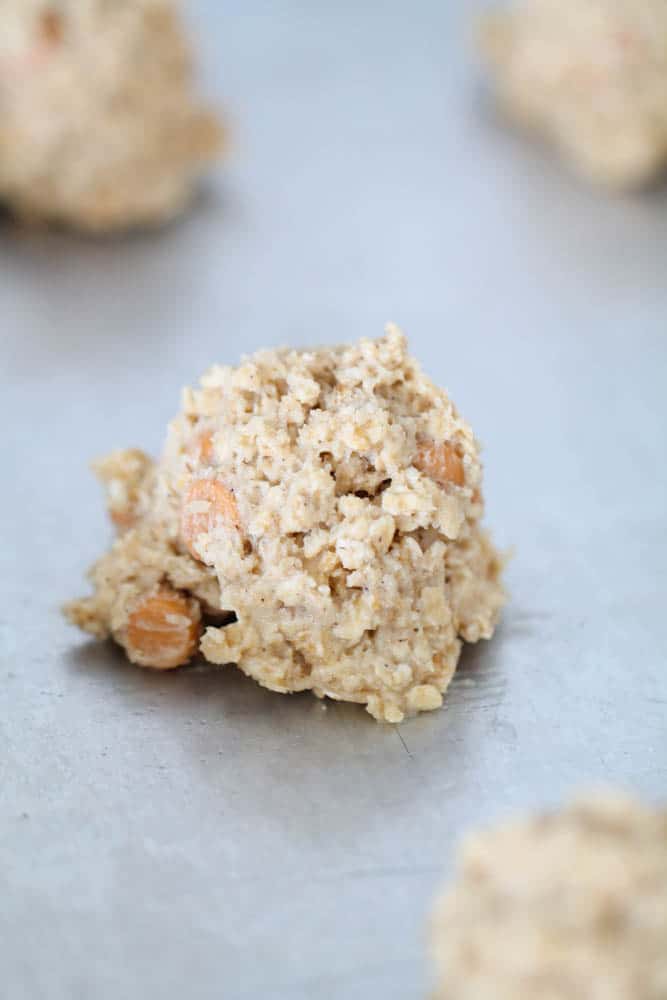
[
  {"x1": 123, "y1": 586, "x2": 201, "y2": 670},
  {"x1": 0, "y1": 0, "x2": 223, "y2": 231},
  {"x1": 479, "y1": 0, "x2": 667, "y2": 189},
  {"x1": 431, "y1": 794, "x2": 667, "y2": 999},
  {"x1": 65, "y1": 327, "x2": 505, "y2": 722},
  {"x1": 39, "y1": 9, "x2": 64, "y2": 45},
  {"x1": 189, "y1": 429, "x2": 215, "y2": 467},
  {"x1": 180, "y1": 478, "x2": 240, "y2": 562},
  {"x1": 414, "y1": 439, "x2": 465, "y2": 488}
]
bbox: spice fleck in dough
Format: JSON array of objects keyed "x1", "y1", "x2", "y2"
[
  {"x1": 431, "y1": 794, "x2": 667, "y2": 999},
  {"x1": 479, "y1": 0, "x2": 667, "y2": 189},
  {"x1": 65, "y1": 327, "x2": 505, "y2": 722},
  {"x1": 0, "y1": 1, "x2": 222, "y2": 231}
]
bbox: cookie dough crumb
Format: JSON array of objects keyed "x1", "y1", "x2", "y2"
[
  {"x1": 93, "y1": 449, "x2": 155, "y2": 532},
  {"x1": 406, "y1": 684, "x2": 443, "y2": 712},
  {"x1": 66, "y1": 326, "x2": 505, "y2": 722},
  {"x1": 479, "y1": 0, "x2": 667, "y2": 189},
  {"x1": 0, "y1": 1, "x2": 223, "y2": 231},
  {"x1": 431, "y1": 793, "x2": 667, "y2": 999}
]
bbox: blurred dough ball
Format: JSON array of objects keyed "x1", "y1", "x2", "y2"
[
  {"x1": 431, "y1": 793, "x2": 667, "y2": 999},
  {"x1": 479, "y1": 0, "x2": 667, "y2": 189},
  {"x1": 0, "y1": 1, "x2": 223, "y2": 231}
]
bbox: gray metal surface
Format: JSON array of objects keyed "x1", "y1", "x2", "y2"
[{"x1": 2, "y1": 3, "x2": 666, "y2": 999}]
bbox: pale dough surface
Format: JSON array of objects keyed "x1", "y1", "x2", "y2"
[
  {"x1": 431, "y1": 794, "x2": 667, "y2": 999},
  {"x1": 0, "y1": 0, "x2": 221, "y2": 231},
  {"x1": 66, "y1": 327, "x2": 505, "y2": 722},
  {"x1": 480, "y1": 0, "x2": 667, "y2": 189}
]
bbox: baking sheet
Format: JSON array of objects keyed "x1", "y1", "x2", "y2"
[{"x1": 2, "y1": 3, "x2": 666, "y2": 998}]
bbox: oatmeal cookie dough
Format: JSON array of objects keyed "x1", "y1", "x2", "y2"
[
  {"x1": 431, "y1": 794, "x2": 667, "y2": 999},
  {"x1": 65, "y1": 327, "x2": 505, "y2": 722},
  {"x1": 479, "y1": 1, "x2": 667, "y2": 189},
  {"x1": 0, "y1": 1, "x2": 222, "y2": 231}
]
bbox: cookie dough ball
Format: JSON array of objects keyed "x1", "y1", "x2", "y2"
[
  {"x1": 479, "y1": 1, "x2": 667, "y2": 189},
  {"x1": 0, "y1": 1, "x2": 222, "y2": 231},
  {"x1": 431, "y1": 794, "x2": 667, "y2": 999},
  {"x1": 65, "y1": 327, "x2": 505, "y2": 722}
]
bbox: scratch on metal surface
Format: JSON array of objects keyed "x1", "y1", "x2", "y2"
[
  {"x1": 242, "y1": 955, "x2": 418, "y2": 997},
  {"x1": 229, "y1": 862, "x2": 441, "y2": 888},
  {"x1": 396, "y1": 727, "x2": 413, "y2": 759}
]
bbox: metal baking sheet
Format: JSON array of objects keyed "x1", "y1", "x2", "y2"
[{"x1": 2, "y1": 3, "x2": 666, "y2": 998}]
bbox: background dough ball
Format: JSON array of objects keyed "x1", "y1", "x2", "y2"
[
  {"x1": 0, "y1": 0, "x2": 223, "y2": 230},
  {"x1": 479, "y1": 0, "x2": 667, "y2": 189},
  {"x1": 431, "y1": 793, "x2": 667, "y2": 999}
]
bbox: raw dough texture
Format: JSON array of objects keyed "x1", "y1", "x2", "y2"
[
  {"x1": 0, "y1": 1, "x2": 222, "y2": 231},
  {"x1": 480, "y1": 0, "x2": 667, "y2": 189},
  {"x1": 65, "y1": 327, "x2": 505, "y2": 722},
  {"x1": 431, "y1": 794, "x2": 667, "y2": 999}
]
